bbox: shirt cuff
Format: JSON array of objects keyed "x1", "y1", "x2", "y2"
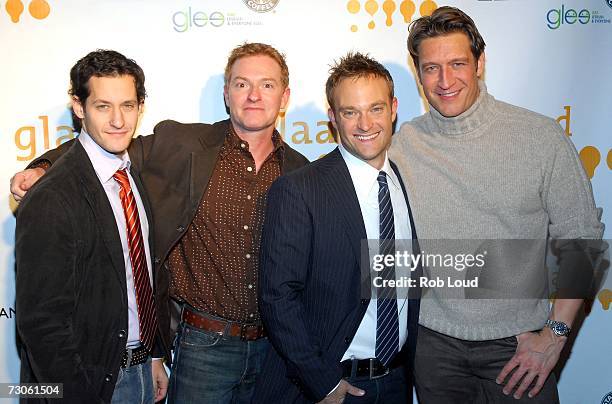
[{"x1": 327, "y1": 380, "x2": 342, "y2": 396}]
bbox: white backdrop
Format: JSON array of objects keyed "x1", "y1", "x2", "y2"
[{"x1": 1, "y1": 0, "x2": 611, "y2": 402}]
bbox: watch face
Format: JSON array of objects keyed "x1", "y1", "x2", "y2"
[{"x1": 553, "y1": 323, "x2": 569, "y2": 335}]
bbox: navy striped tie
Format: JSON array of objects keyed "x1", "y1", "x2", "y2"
[{"x1": 375, "y1": 171, "x2": 399, "y2": 366}]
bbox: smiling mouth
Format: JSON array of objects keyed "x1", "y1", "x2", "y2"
[
  {"x1": 437, "y1": 89, "x2": 460, "y2": 98},
  {"x1": 354, "y1": 131, "x2": 380, "y2": 141}
]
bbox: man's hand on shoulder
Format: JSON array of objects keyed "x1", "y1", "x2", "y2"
[
  {"x1": 496, "y1": 328, "x2": 566, "y2": 399},
  {"x1": 317, "y1": 380, "x2": 365, "y2": 404},
  {"x1": 10, "y1": 168, "x2": 46, "y2": 202}
]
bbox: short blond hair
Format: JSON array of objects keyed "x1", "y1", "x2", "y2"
[{"x1": 224, "y1": 42, "x2": 289, "y2": 88}]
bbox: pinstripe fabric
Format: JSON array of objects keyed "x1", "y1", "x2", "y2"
[
  {"x1": 375, "y1": 172, "x2": 399, "y2": 366},
  {"x1": 113, "y1": 169, "x2": 157, "y2": 351},
  {"x1": 255, "y1": 149, "x2": 420, "y2": 404}
]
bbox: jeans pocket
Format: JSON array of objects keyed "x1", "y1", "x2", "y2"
[
  {"x1": 497, "y1": 335, "x2": 519, "y2": 347},
  {"x1": 178, "y1": 323, "x2": 223, "y2": 349},
  {"x1": 114, "y1": 367, "x2": 125, "y2": 386}
]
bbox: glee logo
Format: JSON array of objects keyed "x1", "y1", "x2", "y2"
[
  {"x1": 546, "y1": 4, "x2": 590, "y2": 29},
  {"x1": 172, "y1": 7, "x2": 226, "y2": 32}
]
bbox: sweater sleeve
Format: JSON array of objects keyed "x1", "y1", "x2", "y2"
[{"x1": 541, "y1": 121, "x2": 604, "y2": 240}]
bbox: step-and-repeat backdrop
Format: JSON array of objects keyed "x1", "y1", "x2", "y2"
[{"x1": 1, "y1": 0, "x2": 611, "y2": 402}]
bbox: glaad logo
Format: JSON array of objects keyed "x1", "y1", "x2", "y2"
[
  {"x1": 347, "y1": 0, "x2": 437, "y2": 32},
  {"x1": 242, "y1": 0, "x2": 279, "y2": 13},
  {"x1": 14, "y1": 115, "x2": 75, "y2": 161},
  {"x1": 599, "y1": 289, "x2": 612, "y2": 310},
  {"x1": 4, "y1": 0, "x2": 50, "y2": 23},
  {"x1": 554, "y1": 105, "x2": 611, "y2": 180}
]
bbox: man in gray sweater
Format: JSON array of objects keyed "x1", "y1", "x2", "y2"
[{"x1": 389, "y1": 6, "x2": 604, "y2": 403}]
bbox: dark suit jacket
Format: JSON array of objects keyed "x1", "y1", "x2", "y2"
[
  {"x1": 16, "y1": 141, "x2": 160, "y2": 403},
  {"x1": 32, "y1": 119, "x2": 309, "y2": 349},
  {"x1": 253, "y1": 148, "x2": 421, "y2": 403}
]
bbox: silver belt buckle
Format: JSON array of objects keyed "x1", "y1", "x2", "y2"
[
  {"x1": 125, "y1": 347, "x2": 134, "y2": 367},
  {"x1": 370, "y1": 358, "x2": 390, "y2": 380}
]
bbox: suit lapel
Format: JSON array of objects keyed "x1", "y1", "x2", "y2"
[
  {"x1": 131, "y1": 168, "x2": 155, "y2": 281},
  {"x1": 390, "y1": 160, "x2": 421, "y2": 367},
  {"x1": 70, "y1": 142, "x2": 127, "y2": 292},
  {"x1": 390, "y1": 160, "x2": 423, "y2": 290},
  {"x1": 320, "y1": 149, "x2": 367, "y2": 262},
  {"x1": 190, "y1": 121, "x2": 227, "y2": 210},
  {"x1": 318, "y1": 149, "x2": 373, "y2": 351}
]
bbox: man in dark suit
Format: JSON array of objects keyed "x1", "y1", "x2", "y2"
[
  {"x1": 253, "y1": 53, "x2": 420, "y2": 404},
  {"x1": 15, "y1": 50, "x2": 169, "y2": 403},
  {"x1": 12, "y1": 43, "x2": 308, "y2": 404}
]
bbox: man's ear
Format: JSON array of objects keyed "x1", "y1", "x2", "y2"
[
  {"x1": 280, "y1": 87, "x2": 290, "y2": 111},
  {"x1": 476, "y1": 52, "x2": 485, "y2": 78},
  {"x1": 327, "y1": 107, "x2": 338, "y2": 131},
  {"x1": 223, "y1": 85, "x2": 229, "y2": 107},
  {"x1": 72, "y1": 96, "x2": 85, "y2": 119},
  {"x1": 327, "y1": 107, "x2": 340, "y2": 144}
]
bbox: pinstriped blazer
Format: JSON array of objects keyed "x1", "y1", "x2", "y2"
[{"x1": 253, "y1": 148, "x2": 421, "y2": 403}]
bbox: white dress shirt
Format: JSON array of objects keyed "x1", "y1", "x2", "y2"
[
  {"x1": 339, "y1": 144, "x2": 411, "y2": 361},
  {"x1": 79, "y1": 132, "x2": 153, "y2": 348}
]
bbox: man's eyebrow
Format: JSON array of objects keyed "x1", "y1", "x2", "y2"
[
  {"x1": 232, "y1": 76, "x2": 279, "y2": 83},
  {"x1": 338, "y1": 100, "x2": 386, "y2": 110}
]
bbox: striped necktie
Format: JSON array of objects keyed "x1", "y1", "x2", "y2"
[
  {"x1": 375, "y1": 171, "x2": 399, "y2": 366},
  {"x1": 113, "y1": 168, "x2": 157, "y2": 351}
]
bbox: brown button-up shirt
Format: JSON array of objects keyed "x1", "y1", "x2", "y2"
[{"x1": 168, "y1": 125, "x2": 283, "y2": 323}]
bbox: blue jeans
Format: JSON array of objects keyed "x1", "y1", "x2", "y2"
[
  {"x1": 111, "y1": 358, "x2": 154, "y2": 404},
  {"x1": 168, "y1": 322, "x2": 270, "y2": 404}
]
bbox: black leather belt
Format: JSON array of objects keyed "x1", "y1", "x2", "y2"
[
  {"x1": 340, "y1": 353, "x2": 405, "y2": 379},
  {"x1": 121, "y1": 345, "x2": 149, "y2": 368}
]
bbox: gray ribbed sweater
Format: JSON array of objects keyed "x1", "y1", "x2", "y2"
[{"x1": 389, "y1": 81, "x2": 604, "y2": 340}]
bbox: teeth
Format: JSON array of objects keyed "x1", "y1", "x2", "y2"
[
  {"x1": 355, "y1": 133, "x2": 378, "y2": 140},
  {"x1": 439, "y1": 90, "x2": 459, "y2": 97}
]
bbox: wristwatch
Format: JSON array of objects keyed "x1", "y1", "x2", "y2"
[{"x1": 545, "y1": 319, "x2": 571, "y2": 337}]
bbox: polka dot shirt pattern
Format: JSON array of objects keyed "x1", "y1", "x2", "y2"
[{"x1": 169, "y1": 127, "x2": 283, "y2": 323}]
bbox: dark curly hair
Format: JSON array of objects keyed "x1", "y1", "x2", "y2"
[{"x1": 69, "y1": 49, "x2": 146, "y2": 132}]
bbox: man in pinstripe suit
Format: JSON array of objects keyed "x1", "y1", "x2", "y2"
[{"x1": 253, "y1": 53, "x2": 420, "y2": 404}]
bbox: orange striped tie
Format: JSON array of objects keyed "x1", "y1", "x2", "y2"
[{"x1": 113, "y1": 168, "x2": 157, "y2": 351}]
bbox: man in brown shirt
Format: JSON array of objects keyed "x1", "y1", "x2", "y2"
[{"x1": 11, "y1": 43, "x2": 309, "y2": 404}]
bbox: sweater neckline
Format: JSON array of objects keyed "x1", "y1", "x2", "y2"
[{"x1": 428, "y1": 80, "x2": 493, "y2": 137}]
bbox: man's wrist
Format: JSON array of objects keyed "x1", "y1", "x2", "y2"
[
  {"x1": 544, "y1": 319, "x2": 571, "y2": 337},
  {"x1": 28, "y1": 160, "x2": 51, "y2": 171},
  {"x1": 541, "y1": 326, "x2": 568, "y2": 345}
]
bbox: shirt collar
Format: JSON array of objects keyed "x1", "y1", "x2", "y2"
[
  {"x1": 78, "y1": 130, "x2": 131, "y2": 184},
  {"x1": 221, "y1": 122, "x2": 285, "y2": 161},
  {"x1": 338, "y1": 144, "x2": 400, "y2": 202}
]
